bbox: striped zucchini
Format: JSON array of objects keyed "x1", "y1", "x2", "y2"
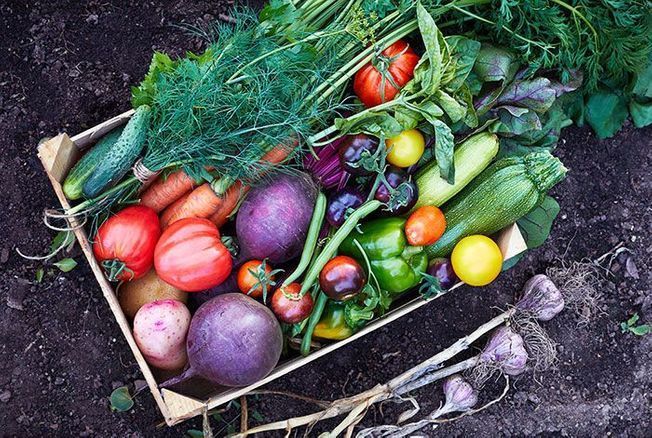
[
  {"x1": 62, "y1": 127, "x2": 123, "y2": 200},
  {"x1": 426, "y1": 151, "x2": 566, "y2": 259},
  {"x1": 412, "y1": 132, "x2": 499, "y2": 211},
  {"x1": 82, "y1": 105, "x2": 151, "y2": 198}
]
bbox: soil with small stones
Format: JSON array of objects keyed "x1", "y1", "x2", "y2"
[{"x1": 1, "y1": 1, "x2": 651, "y2": 437}]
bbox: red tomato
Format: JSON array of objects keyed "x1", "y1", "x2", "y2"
[
  {"x1": 353, "y1": 40, "x2": 420, "y2": 108},
  {"x1": 319, "y1": 255, "x2": 366, "y2": 301},
  {"x1": 405, "y1": 206, "x2": 446, "y2": 246},
  {"x1": 154, "y1": 218, "x2": 232, "y2": 292},
  {"x1": 271, "y1": 283, "x2": 314, "y2": 324},
  {"x1": 93, "y1": 205, "x2": 160, "y2": 282},
  {"x1": 237, "y1": 260, "x2": 276, "y2": 299}
]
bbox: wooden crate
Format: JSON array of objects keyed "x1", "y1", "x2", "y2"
[{"x1": 38, "y1": 111, "x2": 528, "y2": 426}]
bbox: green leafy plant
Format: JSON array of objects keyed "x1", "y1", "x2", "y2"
[
  {"x1": 109, "y1": 386, "x2": 134, "y2": 412},
  {"x1": 620, "y1": 313, "x2": 651, "y2": 336}
]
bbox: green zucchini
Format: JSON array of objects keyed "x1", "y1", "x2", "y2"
[
  {"x1": 412, "y1": 132, "x2": 499, "y2": 211},
  {"x1": 62, "y1": 127, "x2": 124, "y2": 200},
  {"x1": 426, "y1": 151, "x2": 566, "y2": 259},
  {"x1": 82, "y1": 105, "x2": 151, "y2": 198}
]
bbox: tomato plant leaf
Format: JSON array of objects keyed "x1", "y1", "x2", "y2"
[
  {"x1": 53, "y1": 258, "x2": 77, "y2": 273},
  {"x1": 517, "y1": 196, "x2": 560, "y2": 249},
  {"x1": 110, "y1": 386, "x2": 134, "y2": 412},
  {"x1": 335, "y1": 112, "x2": 403, "y2": 138}
]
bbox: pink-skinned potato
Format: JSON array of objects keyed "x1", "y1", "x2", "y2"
[{"x1": 133, "y1": 299, "x2": 191, "y2": 371}]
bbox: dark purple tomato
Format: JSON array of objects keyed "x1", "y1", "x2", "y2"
[
  {"x1": 375, "y1": 166, "x2": 418, "y2": 215},
  {"x1": 338, "y1": 134, "x2": 379, "y2": 176},
  {"x1": 319, "y1": 256, "x2": 366, "y2": 301},
  {"x1": 270, "y1": 283, "x2": 314, "y2": 324},
  {"x1": 427, "y1": 258, "x2": 457, "y2": 290},
  {"x1": 375, "y1": 166, "x2": 407, "y2": 203},
  {"x1": 326, "y1": 188, "x2": 366, "y2": 227}
]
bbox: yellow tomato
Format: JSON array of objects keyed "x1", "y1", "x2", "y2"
[
  {"x1": 451, "y1": 235, "x2": 503, "y2": 286},
  {"x1": 385, "y1": 129, "x2": 425, "y2": 168}
]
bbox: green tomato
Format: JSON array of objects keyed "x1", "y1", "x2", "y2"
[
  {"x1": 451, "y1": 235, "x2": 503, "y2": 286},
  {"x1": 385, "y1": 129, "x2": 425, "y2": 168}
]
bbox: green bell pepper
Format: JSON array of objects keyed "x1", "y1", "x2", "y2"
[{"x1": 339, "y1": 217, "x2": 428, "y2": 294}]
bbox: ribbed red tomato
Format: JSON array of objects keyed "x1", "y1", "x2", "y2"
[
  {"x1": 93, "y1": 205, "x2": 161, "y2": 282},
  {"x1": 154, "y1": 218, "x2": 232, "y2": 292},
  {"x1": 353, "y1": 40, "x2": 420, "y2": 108}
]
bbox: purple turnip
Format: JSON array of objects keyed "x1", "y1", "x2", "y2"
[
  {"x1": 161, "y1": 293, "x2": 283, "y2": 388},
  {"x1": 236, "y1": 172, "x2": 318, "y2": 264}
]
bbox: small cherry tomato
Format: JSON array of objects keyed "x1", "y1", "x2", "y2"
[
  {"x1": 451, "y1": 235, "x2": 503, "y2": 286},
  {"x1": 385, "y1": 129, "x2": 425, "y2": 168},
  {"x1": 271, "y1": 283, "x2": 314, "y2": 324},
  {"x1": 353, "y1": 40, "x2": 420, "y2": 108},
  {"x1": 154, "y1": 218, "x2": 232, "y2": 292},
  {"x1": 405, "y1": 206, "x2": 446, "y2": 246},
  {"x1": 319, "y1": 255, "x2": 366, "y2": 301},
  {"x1": 93, "y1": 205, "x2": 161, "y2": 282},
  {"x1": 426, "y1": 258, "x2": 457, "y2": 290},
  {"x1": 338, "y1": 134, "x2": 379, "y2": 176},
  {"x1": 237, "y1": 260, "x2": 277, "y2": 300}
]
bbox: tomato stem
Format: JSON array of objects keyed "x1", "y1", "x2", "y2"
[{"x1": 101, "y1": 259, "x2": 133, "y2": 282}]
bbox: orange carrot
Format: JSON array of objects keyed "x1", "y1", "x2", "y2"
[
  {"x1": 161, "y1": 182, "x2": 227, "y2": 228},
  {"x1": 160, "y1": 141, "x2": 298, "y2": 228},
  {"x1": 160, "y1": 191, "x2": 192, "y2": 228},
  {"x1": 208, "y1": 181, "x2": 250, "y2": 228},
  {"x1": 140, "y1": 170, "x2": 197, "y2": 213}
]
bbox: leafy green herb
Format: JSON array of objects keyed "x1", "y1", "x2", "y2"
[
  {"x1": 472, "y1": 45, "x2": 517, "y2": 84},
  {"x1": 50, "y1": 231, "x2": 75, "y2": 254},
  {"x1": 35, "y1": 268, "x2": 44, "y2": 283},
  {"x1": 445, "y1": 36, "x2": 481, "y2": 92},
  {"x1": 131, "y1": 52, "x2": 177, "y2": 107},
  {"x1": 110, "y1": 386, "x2": 134, "y2": 412},
  {"x1": 412, "y1": 2, "x2": 446, "y2": 95},
  {"x1": 585, "y1": 90, "x2": 629, "y2": 139},
  {"x1": 517, "y1": 196, "x2": 561, "y2": 249},
  {"x1": 620, "y1": 313, "x2": 651, "y2": 336},
  {"x1": 251, "y1": 410, "x2": 265, "y2": 422},
  {"x1": 432, "y1": 119, "x2": 455, "y2": 184},
  {"x1": 54, "y1": 258, "x2": 77, "y2": 273},
  {"x1": 629, "y1": 99, "x2": 652, "y2": 128}
]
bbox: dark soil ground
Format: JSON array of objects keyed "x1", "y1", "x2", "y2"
[{"x1": 1, "y1": 1, "x2": 650, "y2": 437}]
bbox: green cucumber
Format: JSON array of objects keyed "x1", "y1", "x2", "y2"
[
  {"x1": 426, "y1": 151, "x2": 567, "y2": 259},
  {"x1": 62, "y1": 127, "x2": 124, "y2": 200},
  {"x1": 412, "y1": 132, "x2": 499, "y2": 211},
  {"x1": 82, "y1": 105, "x2": 151, "y2": 198}
]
